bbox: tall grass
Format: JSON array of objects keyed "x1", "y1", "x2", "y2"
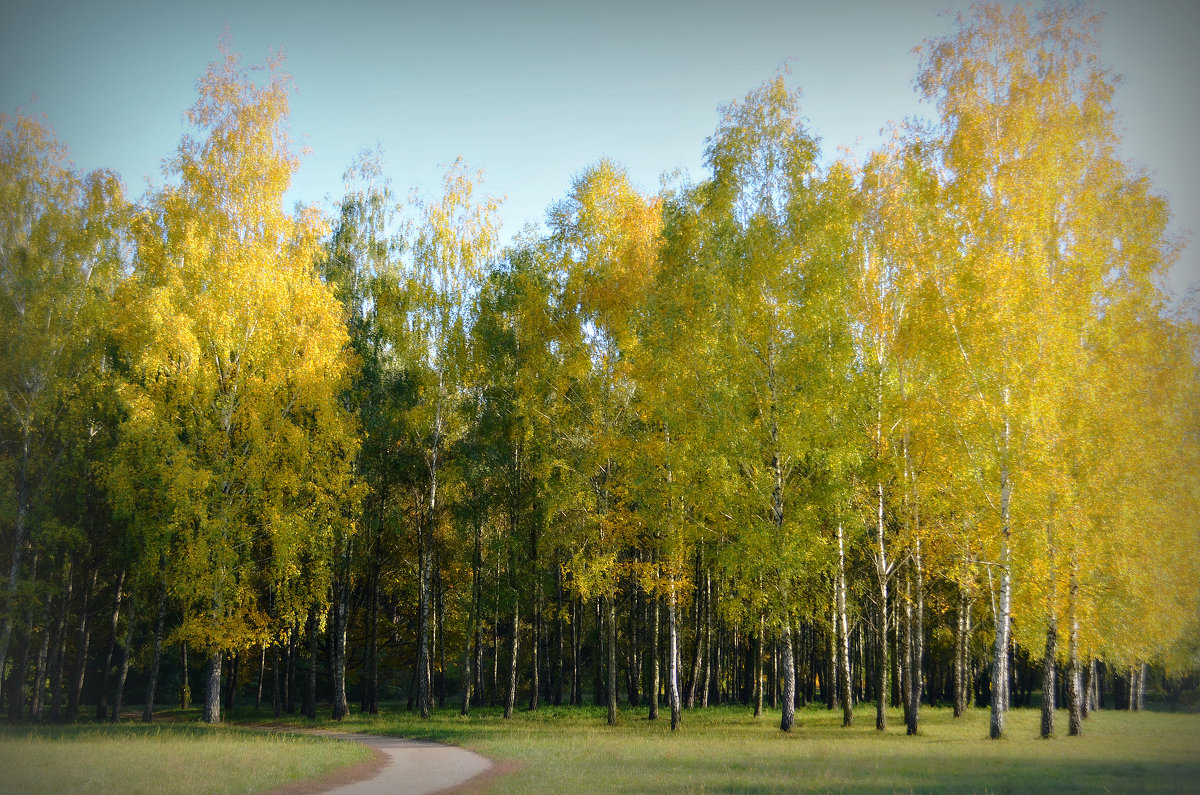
[{"x1": 0, "y1": 722, "x2": 370, "y2": 794}]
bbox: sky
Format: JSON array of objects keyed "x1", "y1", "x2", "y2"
[{"x1": 2, "y1": 0, "x2": 1198, "y2": 300}]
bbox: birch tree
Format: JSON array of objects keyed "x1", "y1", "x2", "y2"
[
  {"x1": 701, "y1": 75, "x2": 858, "y2": 731},
  {"x1": 112, "y1": 41, "x2": 358, "y2": 723},
  {"x1": 0, "y1": 114, "x2": 126, "y2": 684},
  {"x1": 399, "y1": 159, "x2": 499, "y2": 718}
]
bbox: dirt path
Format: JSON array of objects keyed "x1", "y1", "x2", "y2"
[{"x1": 266, "y1": 730, "x2": 498, "y2": 795}]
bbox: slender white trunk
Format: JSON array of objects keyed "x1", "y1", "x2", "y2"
[
  {"x1": 1067, "y1": 565, "x2": 1082, "y2": 735},
  {"x1": 988, "y1": 387, "x2": 1014, "y2": 740},
  {"x1": 606, "y1": 594, "x2": 618, "y2": 725},
  {"x1": 836, "y1": 522, "x2": 853, "y2": 727},
  {"x1": 989, "y1": 457, "x2": 1013, "y2": 740},
  {"x1": 503, "y1": 600, "x2": 519, "y2": 719},
  {"x1": 780, "y1": 610, "x2": 796, "y2": 731},
  {"x1": 668, "y1": 583, "x2": 681, "y2": 731},
  {"x1": 649, "y1": 593, "x2": 660, "y2": 720}
]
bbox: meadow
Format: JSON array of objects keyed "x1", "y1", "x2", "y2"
[
  {"x1": 0, "y1": 721, "x2": 371, "y2": 794},
  {"x1": 2, "y1": 702, "x2": 1197, "y2": 792},
  {"x1": 241, "y1": 702, "x2": 1200, "y2": 793}
]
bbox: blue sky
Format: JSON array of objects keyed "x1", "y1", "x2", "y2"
[{"x1": 2, "y1": 0, "x2": 1197, "y2": 298}]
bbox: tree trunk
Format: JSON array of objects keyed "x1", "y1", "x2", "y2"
[
  {"x1": 224, "y1": 651, "x2": 239, "y2": 713},
  {"x1": 142, "y1": 590, "x2": 167, "y2": 721},
  {"x1": 96, "y1": 568, "x2": 125, "y2": 720},
  {"x1": 491, "y1": 566, "x2": 500, "y2": 707},
  {"x1": 766, "y1": 360, "x2": 788, "y2": 725},
  {"x1": 570, "y1": 594, "x2": 581, "y2": 706},
  {"x1": 649, "y1": 593, "x2": 660, "y2": 720},
  {"x1": 780, "y1": 610, "x2": 796, "y2": 731},
  {"x1": 181, "y1": 641, "x2": 191, "y2": 709},
  {"x1": 256, "y1": 645, "x2": 265, "y2": 711},
  {"x1": 417, "y1": 518, "x2": 433, "y2": 719},
  {"x1": 686, "y1": 557, "x2": 704, "y2": 709},
  {"x1": 285, "y1": 626, "x2": 296, "y2": 714},
  {"x1": 989, "y1": 438, "x2": 1013, "y2": 739},
  {"x1": 716, "y1": 623, "x2": 725, "y2": 706},
  {"x1": 110, "y1": 594, "x2": 135, "y2": 723},
  {"x1": 47, "y1": 560, "x2": 73, "y2": 723},
  {"x1": 892, "y1": 602, "x2": 903, "y2": 709},
  {"x1": 7, "y1": 599, "x2": 34, "y2": 721},
  {"x1": 1041, "y1": 618, "x2": 1057, "y2": 738},
  {"x1": 417, "y1": 387, "x2": 444, "y2": 719},
  {"x1": 435, "y1": 565, "x2": 446, "y2": 709},
  {"x1": 907, "y1": 543, "x2": 924, "y2": 735},
  {"x1": 836, "y1": 524, "x2": 854, "y2": 727},
  {"x1": 332, "y1": 585, "x2": 349, "y2": 720},
  {"x1": 67, "y1": 569, "x2": 96, "y2": 721},
  {"x1": 668, "y1": 582, "x2": 681, "y2": 732},
  {"x1": 554, "y1": 560, "x2": 564, "y2": 707},
  {"x1": 31, "y1": 603, "x2": 51, "y2": 722},
  {"x1": 363, "y1": 558, "x2": 380, "y2": 715},
  {"x1": 825, "y1": 605, "x2": 836, "y2": 710},
  {"x1": 623, "y1": 582, "x2": 638, "y2": 709},
  {"x1": 1085, "y1": 658, "x2": 1098, "y2": 716},
  {"x1": 304, "y1": 609, "x2": 317, "y2": 719},
  {"x1": 203, "y1": 651, "x2": 222, "y2": 724},
  {"x1": 594, "y1": 598, "x2": 604, "y2": 707},
  {"x1": 753, "y1": 614, "x2": 764, "y2": 717},
  {"x1": 771, "y1": 629, "x2": 778, "y2": 709},
  {"x1": 876, "y1": 571, "x2": 889, "y2": 731},
  {"x1": 1085, "y1": 661, "x2": 1097, "y2": 711},
  {"x1": 0, "y1": 478, "x2": 32, "y2": 687},
  {"x1": 873, "y1": 472, "x2": 891, "y2": 731},
  {"x1": 272, "y1": 643, "x2": 282, "y2": 718},
  {"x1": 701, "y1": 573, "x2": 713, "y2": 708},
  {"x1": 1067, "y1": 566, "x2": 1083, "y2": 736},
  {"x1": 954, "y1": 587, "x2": 969, "y2": 717},
  {"x1": 459, "y1": 523, "x2": 481, "y2": 716},
  {"x1": 802, "y1": 621, "x2": 814, "y2": 706},
  {"x1": 504, "y1": 601, "x2": 519, "y2": 719},
  {"x1": 607, "y1": 593, "x2": 618, "y2": 725},
  {"x1": 475, "y1": 605, "x2": 485, "y2": 708},
  {"x1": 529, "y1": 584, "x2": 541, "y2": 711}
]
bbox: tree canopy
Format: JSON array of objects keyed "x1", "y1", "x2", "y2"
[{"x1": 0, "y1": 2, "x2": 1195, "y2": 740}]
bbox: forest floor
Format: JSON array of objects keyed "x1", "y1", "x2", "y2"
[
  {"x1": 232, "y1": 700, "x2": 1200, "y2": 793},
  {"x1": 0, "y1": 720, "x2": 371, "y2": 794}
]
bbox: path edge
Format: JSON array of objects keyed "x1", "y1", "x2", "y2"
[{"x1": 263, "y1": 736, "x2": 388, "y2": 795}]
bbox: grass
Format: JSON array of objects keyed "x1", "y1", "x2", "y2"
[
  {"x1": 234, "y1": 700, "x2": 1200, "y2": 793},
  {"x1": 0, "y1": 720, "x2": 371, "y2": 794}
]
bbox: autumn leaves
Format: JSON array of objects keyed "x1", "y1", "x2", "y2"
[{"x1": 0, "y1": 3, "x2": 1195, "y2": 735}]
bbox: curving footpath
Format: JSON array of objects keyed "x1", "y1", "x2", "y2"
[{"x1": 271, "y1": 731, "x2": 496, "y2": 795}]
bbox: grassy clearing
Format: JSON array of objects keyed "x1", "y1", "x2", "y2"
[
  {"x1": 0, "y1": 721, "x2": 370, "y2": 794},
  {"x1": 239, "y1": 701, "x2": 1200, "y2": 793}
]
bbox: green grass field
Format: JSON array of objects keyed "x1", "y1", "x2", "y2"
[
  {"x1": 3, "y1": 702, "x2": 1196, "y2": 793},
  {"x1": 0, "y1": 721, "x2": 371, "y2": 794},
  {"x1": 239, "y1": 701, "x2": 1200, "y2": 793}
]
